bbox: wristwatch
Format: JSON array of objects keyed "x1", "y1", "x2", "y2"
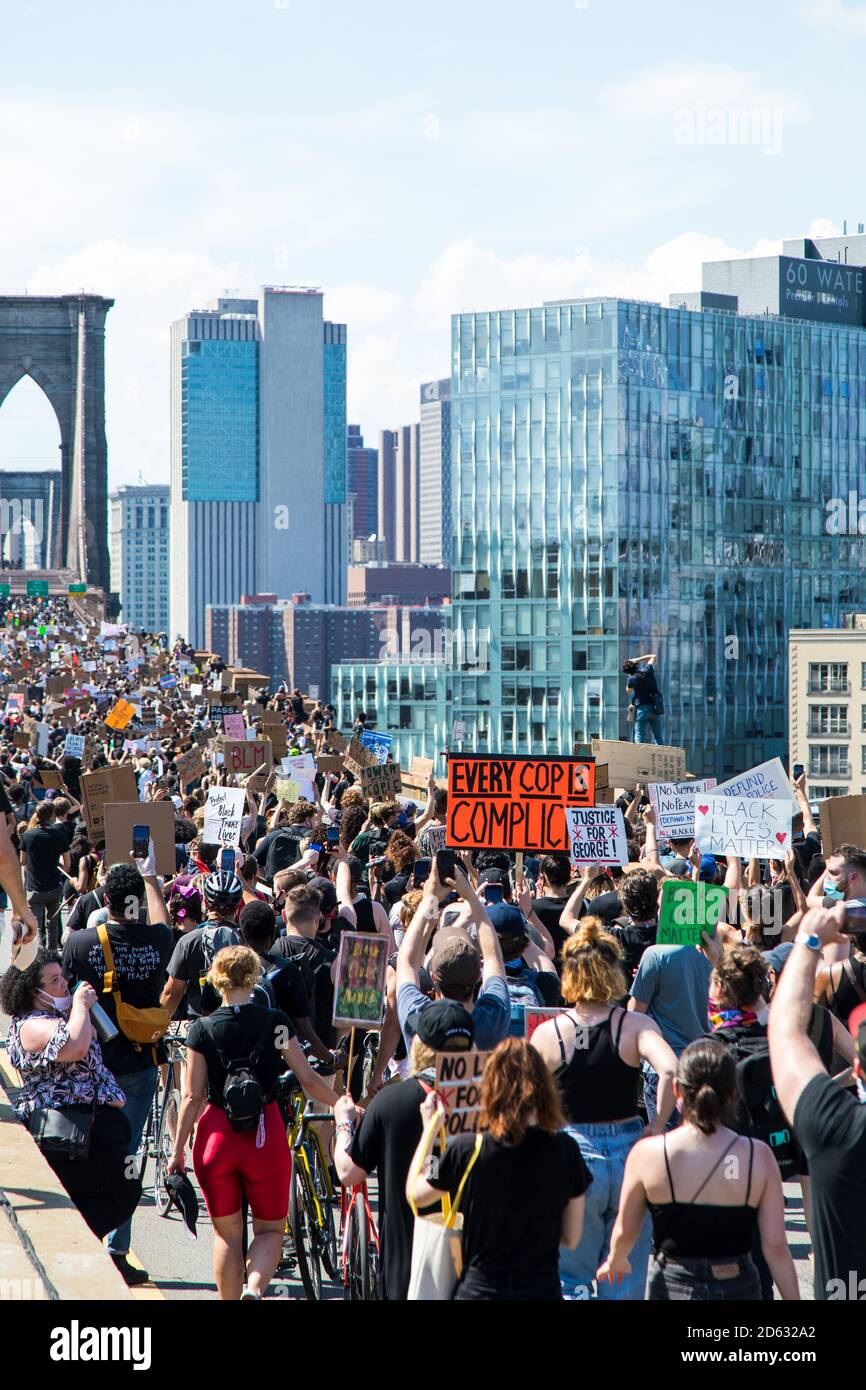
[{"x1": 794, "y1": 931, "x2": 821, "y2": 952}]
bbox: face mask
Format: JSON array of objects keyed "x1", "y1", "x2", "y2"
[
  {"x1": 824, "y1": 880, "x2": 845, "y2": 901},
  {"x1": 38, "y1": 988, "x2": 71, "y2": 1013}
]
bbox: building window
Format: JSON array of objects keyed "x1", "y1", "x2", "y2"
[
  {"x1": 809, "y1": 746, "x2": 849, "y2": 777},
  {"x1": 808, "y1": 662, "x2": 848, "y2": 694},
  {"x1": 811, "y1": 786, "x2": 848, "y2": 799},
  {"x1": 808, "y1": 705, "x2": 849, "y2": 735}
]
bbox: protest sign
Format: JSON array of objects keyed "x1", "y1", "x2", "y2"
[
  {"x1": 564, "y1": 806, "x2": 629, "y2": 866},
  {"x1": 39, "y1": 769, "x2": 63, "y2": 791},
  {"x1": 715, "y1": 759, "x2": 795, "y2": 805},
  {"x1": 63, "y1": 733, "x2": 86, "y2": 759},
  {"x1": 281, "y1": 753, "x2": 317, "y2": 801},
  {"x1": 12, "y1": 731, "x2": 29, "y2": 749},
  {"x1": 332, "y1": 932, "x2": 389, "y2": 1028},
  {"x1": 275, "y1": 777, "x2": 301, "y2": 803},
  {"x1": 402, "y1": 756, "x2": 435, "y2": 797},
  {"x1": 447, "y1": 755, "x2": 595, "y2": 853},
  {"x1": 359, "y1": 730, "x2": 393, "y2": 766},
  {"x1": 34, "y1": 722, "x2": 52, "y2": 758},
  {"x1": 316, "y1": 754, "x2": 345, "y2": 780},
  {"x1": 435, "y1": 1050, "x2": 491, "y2": 1138},
  {"x1": 816, "y1": 795, "x2": 866, "y2": 854},
  {"x1": 81, "y1": 765, "x2": 139, "y2": 842},
  {"x1": 203, "y1": 786, "x2": 247, "y2": 846},
  {"x1": 105, "y1": 698, "x2": 136, "y2": 731},
  {"x1": 649, "y1": 778, "x2": 717, "y2": 838},
  {"x1": 345, "y1": 736, "x2": 378, "y2": 778},
  {"x1": 222, "y1": 738, "x2": 272, "y2": 777},
  {"x1": 355, "y1": 761, "x2": 403, "y2": 800},
  {"x1": 175, "y1": 746, "x2": 205, "y2": 790},
  {"x1": 222, "y1": 713, "x2": 246, "y2": 739},
  {"x1": 327, "y1": 729, "x2": 348, "y2": 754},
  {"x1": 104, "y1": 801, "x2": 176, "y2": 875},
  {"x1": 657, "y1": 879, "x2": 729, "y2": 947},
  {"x1": 523, "y1": 1006, "x2": 567, "y2": 1041},
  {"x1": 694, "y1": 794, "x2": 792, "y2": 860},
  {"x1": 591, "y1": 739, "x2": 687, "y2": 786}
]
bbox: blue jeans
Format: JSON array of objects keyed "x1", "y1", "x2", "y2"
[
  {"x1": 559, "y1": 1119, "x2": 651, "y2": 1301},
  {"x1": 107, "y1": 1067, "x2": 158, "y2": 1256},
  {"x1": 634, "y1": 704, "x2": 663, "y2": 745},
  {"x1": 641, "y1": 1061, "x2": 680, "y2": 1132}
]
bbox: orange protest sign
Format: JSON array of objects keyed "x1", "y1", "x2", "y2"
[
  {"x1": 105, "y1": 699, "x2": 136, "y2": 731},
  {"x1": 446, "y1": 755, "x2": 595, "y2": 853}
]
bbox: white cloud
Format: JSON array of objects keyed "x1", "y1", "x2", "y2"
[
  {"x1": 800, "y1": 0, "x2": 866, "y2": 36},
  {"x1": 603, "y1": 64, "x2": 808, "y2": 123}
]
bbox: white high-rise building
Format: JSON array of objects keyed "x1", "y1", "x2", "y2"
[{"x1": 110, "y1": 484, "x2": 170, "y2": 632}]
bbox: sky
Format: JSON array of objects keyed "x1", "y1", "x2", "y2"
[{"x1": 0, "y1": 0, "x2": 864, "y2": 485}]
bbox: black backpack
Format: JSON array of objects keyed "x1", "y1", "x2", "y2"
[
  {"x1": 251, "y1": 963, "x2": 286, "y2": 1011},
  {"x1": 727, "y1": 1011, "x2": 826, "y2": 1181},
  {"x1": 209, "y1": 1015, "x2": 275, "y2": 1132}
]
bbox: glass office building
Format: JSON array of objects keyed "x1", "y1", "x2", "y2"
[
  {"x1": 181, "y1": 338, "x2": 259, "y2": 502},
  {"x1": 450, "y1": 240, "x2": 866, "y2": 778},
  {"x1": 331, "y1": 656, "x2": 450, "y2": 773}
]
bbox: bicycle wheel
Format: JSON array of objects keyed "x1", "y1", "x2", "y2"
[
  {"x1": 135, "y1": 1087, "x2": 158, "y2": 1187},
  {"x1": 154, "y1": 1087, "x2": 180, "y2": 1217},
  {"x1": 307, "y1": 1138, "x2": 338, "y2": 1279},
  {"x1": 346, "y1": 1196, "x2": 378, "y2": 1302},
  {"x1": 289, "y1": 1159, "x2": 322, "y2": 1301}
]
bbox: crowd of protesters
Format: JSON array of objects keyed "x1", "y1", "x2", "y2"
[{"x1": 0, "y1": 594, "x2": 864, "y2": 1302}]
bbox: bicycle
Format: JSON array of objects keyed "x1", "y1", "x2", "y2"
[
  {"x1": 340, "y1": 1180, "x2": 379, "y2": 1301},
  {"x1": 278, "y1": 1072, "x2": 339, "y2": 1300},
  {"x1": 136, "y1": 1027, "x2": 187, "y2": 1217}
]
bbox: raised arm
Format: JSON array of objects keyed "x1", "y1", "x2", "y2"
[
  {"x1": 640, "y1": 805, "x2": 660, "y2": 869},
  {"x1": 768, "y1": 907, "x2": 846, "y2": 1125},
  {"x1": 793, "y1": 772, "x2": 818, "y2": 841}
]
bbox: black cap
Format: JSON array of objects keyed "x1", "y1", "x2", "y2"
[
  {"x1": 412, "y1": 1000, "x2": 475, "y2": 1052},
  {"x1": 307, "y1": 875, "x2": 338, "y2": 914}
]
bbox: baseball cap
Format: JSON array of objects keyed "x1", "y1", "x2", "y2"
[
  {"x1": 661, "y1": 854, "x2": 690, "y2": 878},
  {"x1": 486, "y1": 901, "x2": 528, "y2": 949},
  {"x1": 698, "y1": 855, "x2": 718, "y2": 882},
  {"x1": 762, "y1": 942, "x2": 794, "y2": 980},
  {"x1": 477, "y1": 868, "x2": 508, "y2": 887},
  {"x1": 307, "y1": 875, "x2": 338, "y2": 914},
  {"x1": 412, "y1": 1000, "x2": 475, "y2": 1051},
  {"x1": 165, "y1": 1172, "x2": 199, "y2": 1240},
  {"x1": 429, "y1": 928, "x2": 481, "y2": 988}
]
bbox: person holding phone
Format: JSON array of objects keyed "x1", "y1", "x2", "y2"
[{"x1": 814, "y1": 845, "x2": 866, "y2": 1025}]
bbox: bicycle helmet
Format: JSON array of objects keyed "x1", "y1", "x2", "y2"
[{"x1": 203, "y1": 870, "x2": 244, "y2": 907}]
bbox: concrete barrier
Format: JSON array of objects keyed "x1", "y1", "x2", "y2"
[{"x1": 0, "y1": 1072, "x2": 131, "y2": 1301}]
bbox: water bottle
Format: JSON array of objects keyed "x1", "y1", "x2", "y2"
[{"x1": 74, "y1": 982, "x2": 119, "y2": 1044}]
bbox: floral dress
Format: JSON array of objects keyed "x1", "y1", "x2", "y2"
[{"x1": 5, "y1": 1012, "x2": 126, "y2": 1120}]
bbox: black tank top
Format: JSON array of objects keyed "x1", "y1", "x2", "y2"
[
  {"x1": 829, "y1": 953, "x2": 866, "y2": 1024},
  {"x1": 352, "y1": 895, "x2": 377, "y2": 935},
  {"x1": 650, "y1": 1134, "x2": 758, "y2": 1259},
  {"x1": 552, "y1": 1008, "x2": 640, "y2": 1123}
]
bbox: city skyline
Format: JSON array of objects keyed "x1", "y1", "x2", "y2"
[{"x1": 0, "y1": 0, "x2": 863, "y2": 486}]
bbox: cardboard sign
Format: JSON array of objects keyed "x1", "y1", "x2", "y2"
[
  {"x1": 175, "y1": 746, "x2": 205, "y2": 791},
  {"x1": 435, "y1": 1050, "x2": 491, "y2": 1138},
  {"x1": 591, "y1": 739, "x2": 687, "y2": 786},
  {"x1": 715, "y1": 759, "x2": 796, "y2": 806},
  {"x1": 103, "y1": 801, "x2": 176, "y2": 875},
  {"x1": 564, "y1": 806, "x2": 629, "y2": 866},
  {"x1": 203, "y1": 786, "x2": 247, "y2": 846},
  {"x1": 223, "y1": 712, "x2": 246, "y2": 739},
  {"x1": 105, "y1": 698, "x2": 136, "y2": 731},
  {"x1": 649, "y1": 778, "x2": 717, "y2": 838},
  {"x1": 316, "y1": 755, "x2": 345, "y2": 780},
  {"x1": 39, "y1": 768, "x2": 63, "y2": 791},
  {"x1": 694, "y1": 794, "x2": 792, "y2": 861},
  {"x1": 816, "y1": 794, "x2": 866, "y2": 854},
  {"x1": 63, "y1": 733, "x2": 86, "y2": 759},
  {"x1": 222, "y1": 738, "x2": 272, "y2": 777},
  {"x1": 80, "y1": 765, "x2": 140, "y2": 842},
  {"x1": 402, "y1": 756, "x2": 435, "y2": 797},
  {"x1": 359, "y1": 730, "x2": 393, "y2": 766},
  {"x1": 332, "y1": 932, "x2": 389, "y2": 1028},
  {"x1": 657, "y1": 879, "x2": 729, "y2": 947},
  {"x1": 447, "y1": 755, "x2": 595, "y2": 853},
  {"x1": 345, "y1": 736, "x2": 378, "y2": 778},
  {"x1": 355, "y1": 761, "x2": 403, "y2": 800}
]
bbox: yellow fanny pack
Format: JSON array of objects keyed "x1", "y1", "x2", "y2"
[{"x1": 97, "y1": 922, "x2": 172, "y2": 1048}]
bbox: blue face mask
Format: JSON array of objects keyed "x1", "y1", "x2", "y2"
[{"x1": 824, "y1": 880, "x2": 845, "y2": 901}]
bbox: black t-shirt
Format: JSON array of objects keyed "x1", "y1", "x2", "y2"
[
  {"x1": 627, "y1": 662, "x2": 658, "y2": 707},
  {"x1": 531, "y1": 894, "x2": 572, "y2": 957},
  {"x1": 61, "y1": 918, "x2": 175, "y2": 1075},
  {"x1": 253, "y1": 827, "x2": 305, "y2": 881},
  {"x1": 382, "y1": 872, "x2": 410, "y2": 907},
  {"x1": 794, "y1": 1072, "x2": 866, "y2": 1299},
  {"x1": 166, "y1": 922, "x2": 240, "y2": 1018},
  {"x1": 429, "y1": 1128, "x2": 592, "y2": 1291},
  {"x1": 0, "y1": 779, "x2": 12, "y2": 817},
  {"x1": 350, "y1": 1073, "x2": 431, "y2": 1301},
  {"x1": 21, "y1": 824, "x2": 68, "y2": 891},
  {"x1": 186, "y1": 1003, "x2": 294, "y2": 1109},
  {"x1": 258, "y1": 949, "x2": 310, "y2": 1019},
  {"x1": 270, "y1": 933, "x2": 336, "y2": 1046},
  {"x1": 584, "y1": 889, "x2": 622, "y2": 925},
  {"x1": 608, "y1": 919, "x2": 657, "y2": 979},
  {"x1": 65, "y1": 888, "x2": 103, "y2": 933}
]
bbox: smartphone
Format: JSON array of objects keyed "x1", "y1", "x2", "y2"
[
  {"x1": 413, "y1": 858, "x2": 432, "y2": 888},
  {"x1": 327, "y1": 825, "x2": 340, "y2": 845},
  {"x1": 436, "y1": 848, "x2": 455, "y2": 881},
  {"x1": 840, "y1": 899, "x2": 866, "y2": 934},
  {"x1": 484, "y1": 883, "x2": 504, "y2": 904},
  {"x1": 369, "y1": 854, "x2": 388, "y2": 869},
  {"x1": 219, "y1": 848, "x2": 235, "y2": 873},
  {"x1": 309, "y1": 843, "x2": 324, "y2": 854},
  {"x1": 131, "y1": 824, "x2": 150, "y2": 859},
  {"x1": 441, "y1": 908, "x2": 462, "y2": 928},
  {"x1": 793, "y1": 763, "x2": 804, "y2": 779}
]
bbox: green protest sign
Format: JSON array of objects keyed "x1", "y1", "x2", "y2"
[
  {"x1": 332, "y1": 932, "x2": 389, "y2": 1028},
  {"x1": 657, "y1": 879, "x2": 728, "y2": 947}
]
